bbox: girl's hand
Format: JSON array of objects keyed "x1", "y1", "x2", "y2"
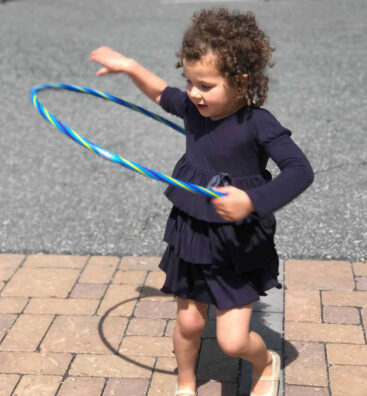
[
  {"x1": 212, "y1": 186, "x2": 255, "y2": 222},
  {"x1": 90, "y1": 46, "x2": 135, "y2": 76}
]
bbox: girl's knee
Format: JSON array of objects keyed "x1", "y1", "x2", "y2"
[
  {"x1": 176, "y1": 298, "x2": 207, "y2": 337},
  {"x1": 176, "y1": 312, "x2": 206, "y2": 337},
  {"x1": 217, "y1": 333, "x2": 250, "y2": 357},
  {"x1": 176, "y1": 311, "x2": 207, "y2": 339}
]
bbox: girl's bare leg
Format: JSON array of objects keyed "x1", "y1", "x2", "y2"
[
  {"x1": 173, "y1": 297, "x2": 208, "y2": 392},
  {"x1": 216, "y1": 303, "x2": 274, "y2": 394}
]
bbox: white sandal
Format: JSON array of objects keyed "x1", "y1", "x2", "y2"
[
  {"x1": 250, "y1": 350, "x2": 281, "y2": 396},
  {"x1": 174, "y1": 384, "x2": 197, "y2": 396}
]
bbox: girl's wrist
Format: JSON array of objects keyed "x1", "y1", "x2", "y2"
[{"x1": 125, "y1": 58, "x2": 138, "y2": 74}]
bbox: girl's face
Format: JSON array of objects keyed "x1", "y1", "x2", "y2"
[{"x1": 182, "y1": 52, "x2": 246, "y2": 120}]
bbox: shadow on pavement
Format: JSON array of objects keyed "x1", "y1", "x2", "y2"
[
  {"x1": 98, "y1": 287, "x2": 297, "y2": 395},
  {"x1": 239, "y1": 301, "x2": 298, "y2": 395},
  {"x1": 98, "y1": 285, "x2": 177, "y2": 375}
]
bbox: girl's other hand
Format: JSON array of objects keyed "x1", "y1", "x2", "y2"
[
  {"x1": 90, "y1": 46, "x2": 135, "y2": 76},
  {"x1": 212, "y1": 186, "x2": 255, "y2": 222}
]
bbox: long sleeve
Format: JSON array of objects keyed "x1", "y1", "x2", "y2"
[
  {"x1": 246, "y1": 111, "x2": 314, "y2": 217},
  {"x1": 159, "y1": 87, "x2": 187, "y2": 119}
]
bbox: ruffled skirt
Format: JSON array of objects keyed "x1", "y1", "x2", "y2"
[{"x1": 159, "y1": 206, "x2": 282, "y2": 310}]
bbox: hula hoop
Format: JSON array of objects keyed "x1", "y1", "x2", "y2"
[{"x1": 30, "y1": 83, "x2": 225, "y2": 198}]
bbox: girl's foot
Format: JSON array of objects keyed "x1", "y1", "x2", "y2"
[
  {"x1": 174, "y1": 384, "x2": 197, "y2": 396},
  {"x1": 250, "y1": 350, "x2": 280, "y2": 396}
]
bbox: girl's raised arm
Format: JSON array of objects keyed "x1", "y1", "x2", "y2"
[{"x1": 90, "y1": 47, "x2": 168, "y2": 104}]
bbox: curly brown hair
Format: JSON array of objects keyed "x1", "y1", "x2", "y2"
[{"x1": 176, "y1": 8, "x2": 275, "y2": 106}]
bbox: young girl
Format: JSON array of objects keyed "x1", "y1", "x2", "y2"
[{"x1": 90, "y1": 8, "x2": 313, "y2": 396}]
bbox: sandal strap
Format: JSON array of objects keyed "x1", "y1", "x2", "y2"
[{"x1": 175, "y1": 390, "x2": 196, "y2": 396}]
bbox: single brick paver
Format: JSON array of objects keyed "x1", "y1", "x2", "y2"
[
  {"x1": 58, "y1": 377, "x2": 106, "y2": 396},
  {"x1": 356, "y1": 276, "x2": 367, "y2": 290},
  {"x1": 0, "y1": 314, "x2": 54, "y2": 352},
  {"x1": 70, "y1": 283, "x2": 108, "y2": 299},
  {"x1": 285, "y1": 385, "x2": 329, "y2": 395},
  {"x1": 322, "y1": 290, "x2": 367, "y2": 306},
  {"x1": 353, "y1": 262, "x2": 367, "y2": 276},
  {"x1": 326, "y1": 343, "x2": 367, "y2": 365},
  {"x1": 79, "y1": 256, "x2": 119, "y2": 284},
  {"x1": 329, "y1": 365, "x2": 367, "y2": 396},
  {"x1": 69, "y1": 354, "x2": 154, "y2": 378},
  {"x1": 0, "y1": 314, "x2": 17, "y2": 332},
  {"x1": 284, "y1": 341, "x2": 327, "y2": 387},
  {"x1": 113, "y1": 270, "x2": 148, "y2": 285},
  {"x1": 285, "y1": 321, "x2": 365, "y2": 343},
  {"x1": 0, "y1": 253, "x2": 366, "y2": 395},
  {"x1": 0, "y1": 374, "x2": 20, "y2": 396},
  {"x1": 23, "y1": 254, "x2": 88, "y2": 269},
  {"x1": 323, "y1": 305, "x2": 360, "y2": 324},
  {"x1": 0, "y1": 296, "x2": 28, "y2": 313},
  {"x1": 119, "y1": 256, "x2": 161, "y2": 271},
  {"x1": 285, "y1": 260, "x2": 355, "y2": 290},
  {"x1": 0, "y1": 351, "x2": 72, "y2": 375},
  {"x1": 285, "y1": 290, "x2": 321, "y2": 322},
  {"x1": 103, "y1": 378, "x2": 150, "y2": 396},
  {"x1": 2, "y1": 268, "x2": 80, "y2": 298},
  {"x1": 134, "y1": 300, "x2": 177, "y2": 319},
  {"x1": 14, "y1": 375, "x2": 62, "y2": 396}
]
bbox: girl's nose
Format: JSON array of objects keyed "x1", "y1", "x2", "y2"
[{"x1": 189, "y1": 86, "x2": 202, "y2": 100}]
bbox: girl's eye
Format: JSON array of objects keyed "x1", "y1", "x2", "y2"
[{"x1": 200, "y1": 84, "x2": 211, "y2": 90}]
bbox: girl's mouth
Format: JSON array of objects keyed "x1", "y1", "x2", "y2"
[{"x1": 196, "y1": 104, "x2": 207, "y2": 110}]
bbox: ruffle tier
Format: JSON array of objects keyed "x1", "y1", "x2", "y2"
[
  {"x1": 164, "y1": 154, "x2": 272, "y2": 224},
  {"x1": 163, "y1": 206, "x2": 279, "y2": 274},
  {"x1": 159, "y1": 245, "x2": 282, "y2": 310}
]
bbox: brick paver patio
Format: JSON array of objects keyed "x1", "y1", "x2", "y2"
[
  {"x1": 284, "y1": 259, "x2": 367, "y2": 396},
  {"x1": 0, "y1": 254, "x2": 366, "y2": 395}
]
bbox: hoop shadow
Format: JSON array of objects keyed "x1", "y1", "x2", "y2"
[{"x1": 98, "y1": 285, "x2": 177, "y2": 376}]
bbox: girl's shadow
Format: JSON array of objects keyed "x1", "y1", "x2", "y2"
[
  {"x1": 98, "y1": 286, "x2": 298, "y2": 396},
  {"x1": 196, "y1": 299, "x2": 298, "y2": 395}
]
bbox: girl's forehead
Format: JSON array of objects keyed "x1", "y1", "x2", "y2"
[
  {"x1": 183, "y1": 51, "x2": 217, "y2": 67},
  {"x1": 183, "y1": 53, "x2": 221, "y2": 78}
]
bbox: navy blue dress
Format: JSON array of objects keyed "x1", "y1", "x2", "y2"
[{"x1": 158, "y1": 87, "x2": 314, "y2": 310}]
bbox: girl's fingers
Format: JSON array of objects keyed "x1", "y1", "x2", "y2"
[
  {"x1": 90, "y1": 49, "x2": 102, "y2": 61},
  {"x1": 212, "y1": 186, "x2": 233, "y2": 193},
  {"x1": 90, "y1": 47, "x2": 110, "y2": 62},
  {"x1": 96, "y1": 67, "x2": 109, "y2": 76}
]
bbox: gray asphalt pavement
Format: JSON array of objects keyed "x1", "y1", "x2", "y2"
[{"x1": 1, "y1": 0, "x2": 366, "y2": 261}]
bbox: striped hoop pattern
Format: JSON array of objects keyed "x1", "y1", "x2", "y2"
[{"x1": 30, "y1": 83, "x2": 225, "y2": 198}]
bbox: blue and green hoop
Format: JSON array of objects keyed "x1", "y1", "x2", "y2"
[{"x1": 30, "y1": 83, "x2": 225, "y2": 198}]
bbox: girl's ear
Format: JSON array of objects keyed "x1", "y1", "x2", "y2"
[{"x1": 241, "y1": 74, "x2": 249, "y2": 92}]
